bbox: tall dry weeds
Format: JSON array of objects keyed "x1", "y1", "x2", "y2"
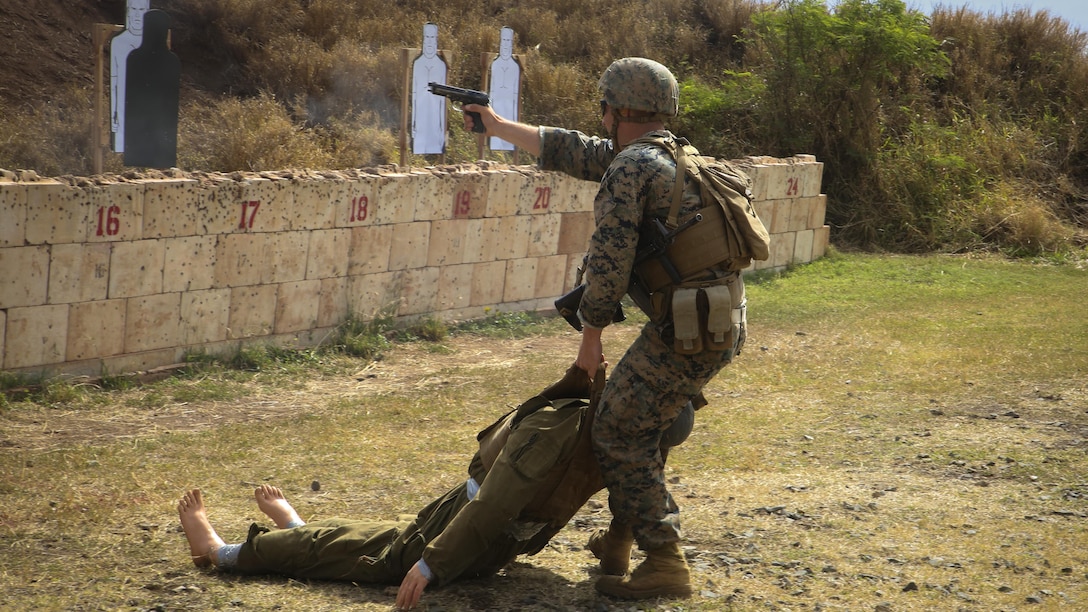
[{"x1": 178, "y1": 92, "x2": 331, "y2": 172}]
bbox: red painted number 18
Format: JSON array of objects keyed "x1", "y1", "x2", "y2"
[{"x1": 350, "y1": 195, "x2": 369, "y2": 222}]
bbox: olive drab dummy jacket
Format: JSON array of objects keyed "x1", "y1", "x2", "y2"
[{"x1": 419, "y1": 365, "x2": 606, "y2": 584}]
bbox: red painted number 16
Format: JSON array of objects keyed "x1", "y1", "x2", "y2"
[{"x1": 96, "y1": 205, "x2": 120, "y2": 236}]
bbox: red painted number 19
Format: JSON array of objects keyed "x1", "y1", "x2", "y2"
[{"x1": 453, "y1": 190, "x2": 471, "y2": 217}]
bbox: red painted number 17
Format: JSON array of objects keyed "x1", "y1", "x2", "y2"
[{"x1": 239, "y1": 200, "x2": 260, "y2": 230}]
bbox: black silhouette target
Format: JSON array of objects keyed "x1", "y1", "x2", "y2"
[{"x1": 123, "y1": 9, "x2": 180, "y2": 168}]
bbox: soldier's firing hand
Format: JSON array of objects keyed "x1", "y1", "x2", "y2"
[
  {"x1": 461, "y1": 104, "x2": 544, "y2": 156},
  {"x1": 461, "y1": 103, "x2": 499, "y2": 135}
]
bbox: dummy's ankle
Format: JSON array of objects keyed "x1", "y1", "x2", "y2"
[{"x1": 215, "y1": 543, "x2": 243, "y2": 568}]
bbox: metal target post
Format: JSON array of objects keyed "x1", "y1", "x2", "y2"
[{"x1": 92, "y1": 23, "x2": 124, "y2": 175}]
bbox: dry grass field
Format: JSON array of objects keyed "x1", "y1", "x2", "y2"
[{"x1": 1, "y1": 252, "x2": 1086, "y2": 611}]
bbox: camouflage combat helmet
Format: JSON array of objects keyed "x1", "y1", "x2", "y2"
[{"x1": 598, "y1": 57, "x2": 679, "y2": 119}]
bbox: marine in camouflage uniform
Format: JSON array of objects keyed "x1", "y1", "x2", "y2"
[
  {"x1": 456, "y1": 57, "x2": 748, "y2": 600},
  {"x1": 538, "y1": 58, "x2": 747, "y2": 599}
]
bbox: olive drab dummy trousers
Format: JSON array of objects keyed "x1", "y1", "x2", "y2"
[{"x1": 226, "y1": 364, "x2": 607, "y2": 586}]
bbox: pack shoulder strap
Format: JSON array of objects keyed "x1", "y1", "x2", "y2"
[
  {"x1": 627, "y1": 133, "x2": 687, "y2": 228},
  {"x1": 654, "y1": 136, "x2": 760, "y2": 261},
  {"x1": 667, "y1": 139, "x2": 688, "y2": 228}
]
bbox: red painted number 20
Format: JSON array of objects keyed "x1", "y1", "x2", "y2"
[{"x1": 533, "y1": 186, "x2": 551, "y2": 210}]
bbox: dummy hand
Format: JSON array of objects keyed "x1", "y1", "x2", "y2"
[{"x1": 395, "y1": 561, "x2": 431, "y2": 610}]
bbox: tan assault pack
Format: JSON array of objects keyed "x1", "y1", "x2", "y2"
[{"x1": 635, "y1": 136, "x2": 769, "y2": 293}]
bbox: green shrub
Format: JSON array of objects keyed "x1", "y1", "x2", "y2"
[
  {"x1": 408, "y1": 317, "x2": 449, "y2": 343},
  {"x1": 333, "y1": 311, "x2": 397, "y2": 360},
  {"x1": 451, "y1": 310, "x2": 557, "y2": 339},
  {"x1": 228, "y1": 345, "x2": 275, "y2": 371},
  {"x1": 673, "y1": 71, "x2": 765, "y2": 158}
]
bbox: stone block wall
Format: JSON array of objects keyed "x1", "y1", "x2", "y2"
[{"x1": 0, "y1": 156, "x2": 826, "y2": 377}]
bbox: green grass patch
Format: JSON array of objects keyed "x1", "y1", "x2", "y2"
[{"x1": 450, "y1": 309, "x2": 567, "y2": 338}]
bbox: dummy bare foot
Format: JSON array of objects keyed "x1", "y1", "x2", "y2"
[
  {"x1": 254, "y1": 484, "x2": 303, "y2": 529},
  {"x1": 177, "y1": 489, "x2": 225, "y2": 568}
]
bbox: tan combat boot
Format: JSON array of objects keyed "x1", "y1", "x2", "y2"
[
  {"x1": 595, "y1": 541, "x2": 692, "y2": 600},
  {"x1": 586, "y1": 521, "x2": 634, "y2": 575}
]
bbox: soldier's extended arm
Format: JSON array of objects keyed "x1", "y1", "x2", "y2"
[{"x1": 428, "y1": 83, "x2": 490, "y2": 133}]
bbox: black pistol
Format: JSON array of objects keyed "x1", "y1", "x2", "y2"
[
  {"x1": 636, "y1": 213, "x2": 703, "y2": 284},
  {"x1": 428, "y1": 82, "x2": 490, "y2": 133},
  {"x1": 554, "y1": 284, "x2": 625, "y2": 332}
]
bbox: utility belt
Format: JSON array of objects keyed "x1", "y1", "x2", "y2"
[{"x1": 645, "y1": 274, "x2": 746, "y2": 355}]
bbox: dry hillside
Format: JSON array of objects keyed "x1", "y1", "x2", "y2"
[
  {"x1": 2, "y1": 1, "x2": 123, "y2": 106},
  {"x1": 1, "y1": 1, "x2": 226, "y2": 113}
]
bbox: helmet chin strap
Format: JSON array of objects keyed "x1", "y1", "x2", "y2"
[
  {"x1": 609, "y1": 108, "x2": 666, "y2": 146},
  {"x1": 609, "y1": 108, "x2": 621, "y2": 145}
]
